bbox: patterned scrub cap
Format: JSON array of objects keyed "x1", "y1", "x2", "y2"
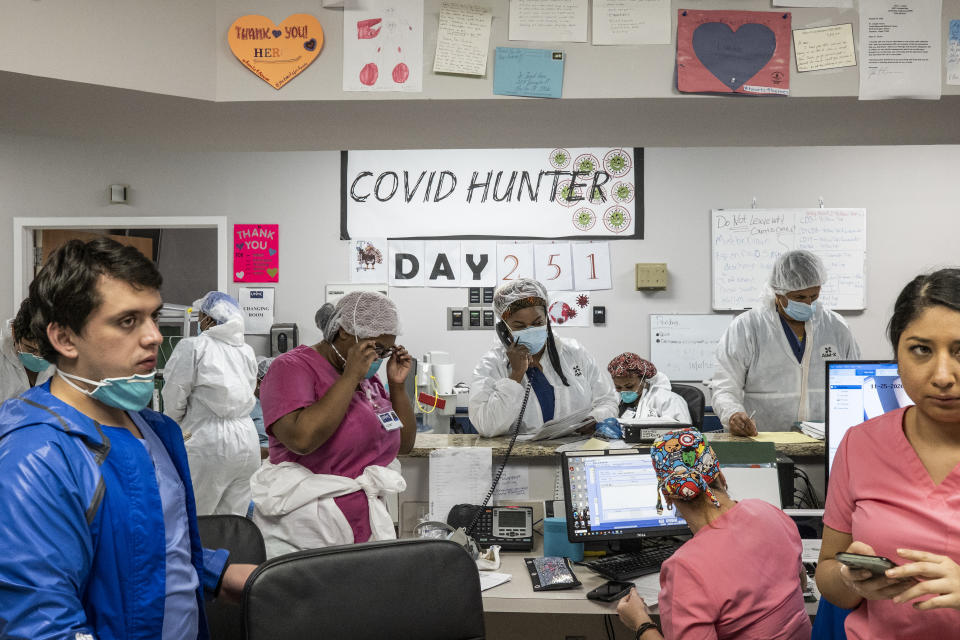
[
  {"x1": 607, "y1": 352, "x2": 657, "y2": 379},
  {"x1": 493, "y1": 278, "x2": 548, "y2": 319},
  {"x1": 650, "y1": 428, "x2": 721, "y2": 513}
]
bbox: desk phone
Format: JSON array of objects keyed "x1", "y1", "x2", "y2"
[{"x1": 473, "y1": 506, "x2": 534, "y2": 551}]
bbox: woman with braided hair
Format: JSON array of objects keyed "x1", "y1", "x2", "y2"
[{"x1": 468, "y1": 278, "x2": 618, "y2": 438}]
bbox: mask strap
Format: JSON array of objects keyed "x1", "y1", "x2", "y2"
[{"x1": 57, "y1": 369, "x2": 104, "y2": 395}]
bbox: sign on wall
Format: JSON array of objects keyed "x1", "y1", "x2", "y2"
[
  {"x1": 234, "y1": 224, "x2": 279, "y2": 283},
  {"x1": 341, "y1": 148, "x2": 643, "y2": 239},
  {"x1": 228, "y1": 14, "x2": 324, "y2": 89},
  {"x1": 238, "y1": 287, "x2": 275, "y2": 335}
]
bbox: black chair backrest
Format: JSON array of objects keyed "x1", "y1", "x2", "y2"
[
  {"x1": 242, "y1": 538, "x2": 485, "y2": 640},
  {"x1": 671, "y1": 383, "x2": 705, "y2": 430},
  {"x1": 197, "y1": 515, "x2": 267, "y2": 640}
]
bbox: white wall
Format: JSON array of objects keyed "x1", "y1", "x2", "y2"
[
  {"x1": 3, "y1": 0, "x2": 958, "y2": 101},
  {"x1": 2, "y1": 133, "x2": 957, "y2": 383}
]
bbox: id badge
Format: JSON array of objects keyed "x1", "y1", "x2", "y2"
[{"x1": 377, "y1": 410, "x2": 403, "y2": 431}]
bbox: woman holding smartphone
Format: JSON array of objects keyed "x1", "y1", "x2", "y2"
[
  {"x1": 816, "y1": 268, "x2": 960, "y2": 637},
  {"x1": 468, "y1": 278, "x2": 618, "y2": 438}
]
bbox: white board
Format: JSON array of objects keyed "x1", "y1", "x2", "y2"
[
  {"x1": 711, "y1": 208, "x2": 866, "y2": 310},
  {"x1": 650, "y1": 314, "x2": 733, "y2": 382}
]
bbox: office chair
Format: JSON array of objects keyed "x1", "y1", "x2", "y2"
[
  {"x1": 242, "y1": 538, "x2": 485, "y2": 640},
  {"x1": 671, "y1": 383, "x2": 705, "y2": 430},
  {"x1": 197, "y1": 515, "x2": 267, "y2": 640}
]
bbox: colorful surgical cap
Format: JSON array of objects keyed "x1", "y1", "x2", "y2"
[
  {"x1": 650, "y1": 429, "x2": 721, "y2": 513},
  {"x1": 493, "y1": 278, "x2": 548, "y2": 319},
  {"x1": 607, "y1": 352, "x2": 657, "y2": 379}
]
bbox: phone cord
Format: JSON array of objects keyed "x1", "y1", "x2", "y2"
[{"x1": 465, "y1": 382, "x2": 532, "y2": 537}]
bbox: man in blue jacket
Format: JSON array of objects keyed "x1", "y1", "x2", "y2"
[{"x1": 0, "y1": 237, "x2": 257, "y2": 639}]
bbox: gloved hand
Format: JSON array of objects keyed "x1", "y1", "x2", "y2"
[{"x1": 594, "y1": 417, "x2": 622, "y2": 440}]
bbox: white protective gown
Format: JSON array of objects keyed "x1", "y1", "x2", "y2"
[
  {"x1": 0, "y1": 320, "x2": 53, "y2": 404},
  {"x1": 620, "y1": 371, "x2": 692, "y2": 424},
  {"x1": 709, "y1": 303, "x2": 860, "y2": 431},
  {"x1": 469, "y1": 335, "x2": 619, "y2": 438},
  {"x1": 162, "y1": 318, "x2": 260, "y2": 515}
]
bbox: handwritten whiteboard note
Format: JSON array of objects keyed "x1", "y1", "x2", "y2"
[
  {"x1": 711, "y1": 209, "x2": 866, "y2": 311},
  {"x1": 434, "y1": 3, "x2": 492, "y2": 76},
  {"x1": 650, "y1": 314, "x2": 733, "y2": 382},
  {"x1": 793, "y1": 24, "x2": 857, "y2": 72}
]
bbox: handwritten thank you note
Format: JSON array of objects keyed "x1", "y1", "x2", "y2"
[{"x1": 228, "y1": 14, "x2": 323, "y2": 89}]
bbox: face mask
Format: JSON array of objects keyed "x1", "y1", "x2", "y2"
[
  {"x1": 782, "y1": 299, "x2": 817, "y2": 322},
  {"x1": 57, "y1": 370, "x2": 156, "y2": 411},
  {"x1": 365, "y1": 358, "x2": 383, "y2": 379},
  {"x1": 620, "y1": 390, "x2": 639, "y2": 404},
  {"x1": 510, "y1": 325, "x2": 548, "y2": 354},
  {"x1": 18, "y1": 351, "x2": 51, "y2": 373}
]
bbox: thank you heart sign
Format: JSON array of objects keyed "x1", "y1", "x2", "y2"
[
  {"x1": 234, "y1": 224, "x2": 279, "y2": 283},
  {"x1": 677, "y1": 9, "x2": 790, "y2": 96},
  {"x1": 228, "y1": 14, "x2": 323, "y2": 89}
]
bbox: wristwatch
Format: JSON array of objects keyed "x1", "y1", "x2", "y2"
[{"x1": 635, "y1": 621, "x2": 660, "y2": 639}]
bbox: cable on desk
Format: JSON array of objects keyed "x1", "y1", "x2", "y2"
[{"x1": 603, "y1": 613, "x2": 616, "y2": 640}]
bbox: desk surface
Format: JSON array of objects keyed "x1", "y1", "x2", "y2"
[{"x1": 405, "y1": 432, "x2": 823, "y2": 459}]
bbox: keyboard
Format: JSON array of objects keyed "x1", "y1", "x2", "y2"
[{"x1": 581, "y1": 544, "x2": 681, "y2": 582}]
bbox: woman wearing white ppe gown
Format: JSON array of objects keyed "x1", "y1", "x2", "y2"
[
  {"x1": 607, "y1": 352, "x2": 691, "y2": 423},
  {"x1": 469, "y1": 279, "x2": 618, "y2": 438},
  {"x1": 710, "y1": 250, "x2": 860, "y2": 436},
  {"x1": 0, "y1": 298, "x2": 54, "y2": 403},
  {"x1": 162, "y1": 291, "x2": 260, "y2": 515}
]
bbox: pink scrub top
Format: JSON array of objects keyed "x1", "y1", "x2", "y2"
[
  {"x1": 824, "y1": 407, "x2": 960, "y2": 639},
  {"x1": 659, "y1": 499, "x2": 811, "y2": 640},
  {"x1": 260, "y1": 344, "x2": 400, "y2": 543}
]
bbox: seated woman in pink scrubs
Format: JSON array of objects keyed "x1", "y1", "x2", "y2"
[
  {"x1": 616, "y1": 429, "x2": 811, "y2": 640},
  {"x1": 817, "y1": 268, "x2": 960, "y2": 638},
  {"x1": 249, "y1": 291, "x2": 415, "y2": 557}
]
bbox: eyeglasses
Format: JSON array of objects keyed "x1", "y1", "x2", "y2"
[{"x1": 373, "y1": 344, "x2": 397, "y2": 358}]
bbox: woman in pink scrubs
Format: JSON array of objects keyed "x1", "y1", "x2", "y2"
[
  {"x1": 817, "y1": 268, "x2": 960, "y2": 638},
  {"x1": 249, "y1": 291, "x2": 416, "y2": 557},
  {"x1": 616, "y1": 429, "x2": 811, "y2": 640}
]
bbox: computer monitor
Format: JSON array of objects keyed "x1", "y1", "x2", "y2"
[
  {"x1": 561, "y1": 449, "x2": 690, "y2": 544},
  {"x1": 826, "y1": 360, "x2": 913, "y2": 482}
]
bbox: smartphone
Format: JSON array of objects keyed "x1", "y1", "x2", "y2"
[
  {"x1": 835, "y1": 552, "x2": 896, "y2": 576},
  {"x1": 496, "y1": 321, "x2": 515, "y2": 348},
  {"x1": 586, "y1": 580, "x2": 634, "y2": 602}
]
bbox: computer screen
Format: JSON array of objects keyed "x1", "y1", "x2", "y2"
[
  {"x1": 826, "y1": 360, "x2": 913, "y2": 480},
  {"x1": 561, "y1": 449, "x2": 690, "y2": 543}
]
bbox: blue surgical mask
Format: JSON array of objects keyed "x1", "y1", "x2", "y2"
[
  {"x1": 620, "y1": 390, "x2": 639, "y2": 404},
  {"x1": 18, "y1": 351, "x2": 51, "y2": 373},
  {"x1": 782, "y1": 299, "x2": 817, "y2": 322},
  {"x1": 510, "y1": 325, "x2": 548, "y2": 354},
  {"x1": 365, "y1": 358, "x2": 383, "y2": 379},
  {"x1": 57, "y1": 369, "x2": 156, "y2": 411}
]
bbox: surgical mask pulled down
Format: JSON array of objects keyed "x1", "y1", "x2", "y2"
[
  {"x1": 18, "y1": 351, "x2": 51, "y2": 373},
  {"x1": 509, "y1": 325, "x2": 548, "y2": 354},
  {"x1": 57, "y1": 370, "x2": 156, "y2": 411},
  {"x1": 781, "y1": 298, "x2": 817, "y2": 322}
]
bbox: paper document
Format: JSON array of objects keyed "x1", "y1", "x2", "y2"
[
  {"x1": 434, "y1": 3, "x2": 492, "y2": 76},
  {"x1": 479, "y1": 572, "x2": 512, "y2": 591},
  {"x1": 749, "y1": 432, "x2": 819, "y2": 444},
  {"x1": 949, "y1": 20, "x2": 960, "y2": 86},
  {"x1": 493, "y1": 47, "x2": 565, "y2": 99},
  {"x1": 793, "y1": 24, "x2": 857, "y2": 73},
  {"x1": 630, "y1": 572, "x2": 661, "y2": 605},
  {"x1": 492, "y1": 464, "x2": 530, "y2": 501},
  {"x1": 508, "y1": 0, "x2": 587, "y2": 42},
  {"x1": 519, "y1": 407, "x2": 591, "y2": 441},
  {"x1": 858, "y1": 0, "x2": 941, "y2": 100},
  {"x1": 802, "y1": 539, "x2": 823, "y2": 563},
  {"x1": 429, "y1": 447, "x2": 492, "y2": 521},
  {"x1": 592, "y1": 0, "x2": 671, "y2": 46},
  {"x1": 773, "y1": 0, "x2": 852, "y2": 7},
  {"x1": 343, "y1": 0, "x2": 424, "y2": 92}
]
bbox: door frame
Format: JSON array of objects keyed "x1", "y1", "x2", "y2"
[{"x1": 13, "y1": 216, "x2": 228, "y2": 306}]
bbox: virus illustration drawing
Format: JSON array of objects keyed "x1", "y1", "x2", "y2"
[
  {"x1": 603, "y1": 205, "x2": 631, "y2": 233},
  {"x1": 548, "y1": 301, "x2": 577, "y2": 324},
  {"x1": 549, "y1": 148, "x2": 571, "y2": 169},
  {"x1": 576, "y1": 293, "x2": 590, "y2": 308},
  {"x1": 574, "y1": 153, "x2": 599, "y2": 176},
  {"x1": 603, "y1": 149, "x2": 632, "y2": 177},
  {"x1": 612, "y1": 181, "x2": 635, "y2": 203},
  {"x1": 555, "y1": 181, "x2": 581, "y2": 207},
  {"x1": 572, "y1": 208, "x2": 596, "y2": 231}
]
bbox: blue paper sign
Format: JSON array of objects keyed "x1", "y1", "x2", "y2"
[{"x1": 493, "y1": 47, "x2": 564, "y2": 99}]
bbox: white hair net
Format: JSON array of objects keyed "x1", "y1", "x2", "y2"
[
  {"x1": 493, "y1": 278, "x2": 548, "y2": 318},
  {"x1": 316, "y1": 291, "x2": 400, "y2": 342},
  {"x1": 769, "y1": 250, "x2": 827, "y2": 294},
  {"x1": 194, "y1": 291, "x2": 243, "y2": 325},
  {"x1": 256, "y1": 356, "x2": 275, "y2": 380}
]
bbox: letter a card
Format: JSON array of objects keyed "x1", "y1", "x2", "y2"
[
  {"x1": 234, "y1": 224, "x2": 279, "y2": 283},
  {"x1": 677, "y1": 9, "x2": 790, "y2": 96}
]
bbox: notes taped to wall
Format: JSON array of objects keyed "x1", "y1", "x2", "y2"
[
  {"x1": 650, "y1": 314, "x2": 733, "y2": 382},
  {"x1": 711, "y1": 208, "x2": 866, "y2": 311}
]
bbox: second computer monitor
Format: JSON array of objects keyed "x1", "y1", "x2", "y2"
[{"x1": 561, "y1": 449, "x2": 691, "y2": 544}]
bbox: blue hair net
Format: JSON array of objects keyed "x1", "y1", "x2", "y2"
[{"x1": 194, "y1": 291, "x2": 243, "y2": 325}]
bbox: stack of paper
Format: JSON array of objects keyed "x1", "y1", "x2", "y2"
[{"x1": 799, "y1": 421, "x2": 825, "y2": 440}]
